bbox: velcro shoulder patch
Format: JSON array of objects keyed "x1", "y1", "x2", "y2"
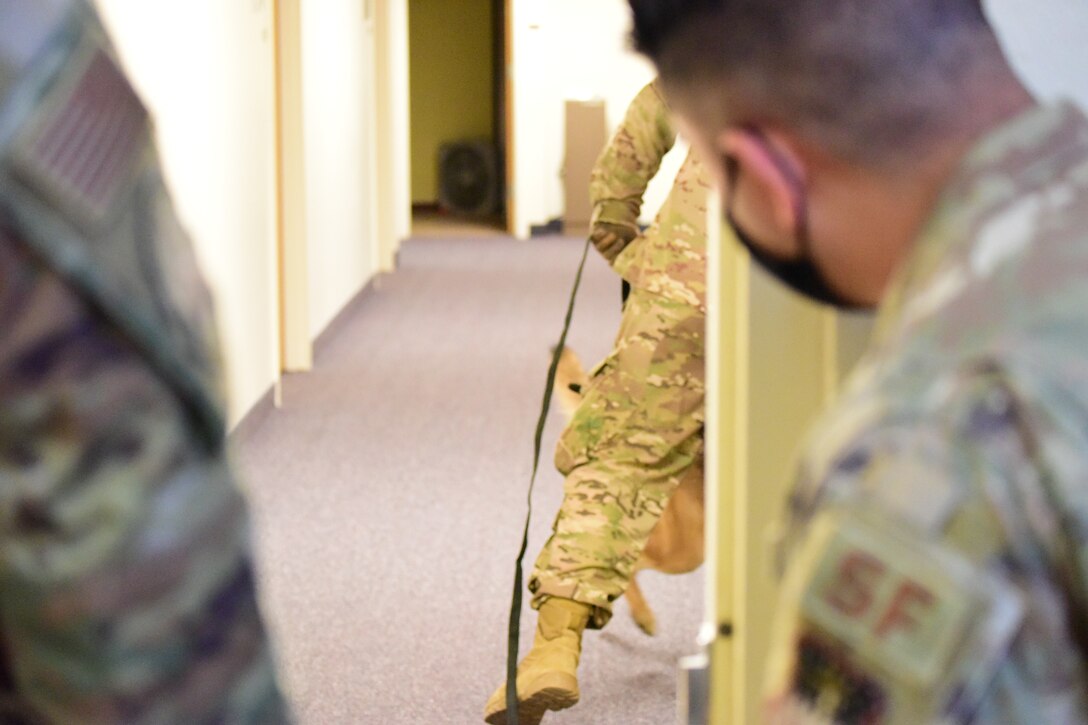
[
  {"x1": 10, "y1": 39, "x2": 147, "y2": 228},
  {"x1": 766, "y1": 506, "x2": 1023, "y2": 725}
]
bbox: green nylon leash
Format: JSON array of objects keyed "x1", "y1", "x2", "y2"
[{"x1": 505, "y1": 237, "x2": 593, "y2": 725}]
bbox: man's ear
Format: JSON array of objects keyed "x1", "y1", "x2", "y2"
[{"x1": 717, "y1": 128, "x2": 805, "y2": 233}]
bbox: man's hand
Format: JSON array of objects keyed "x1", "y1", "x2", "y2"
[{"x1": 590, "y1": 221, "x2": 640, "y2": 264}]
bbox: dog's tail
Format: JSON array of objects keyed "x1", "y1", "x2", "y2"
[{"x1": 551, "y1": 346, "x2": 589, "y2": 419}]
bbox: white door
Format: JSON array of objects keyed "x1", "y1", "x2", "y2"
[{"x1": 301, "y1": 0, "x2": 379, "y2": 340}]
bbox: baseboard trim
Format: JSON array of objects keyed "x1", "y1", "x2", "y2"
[
  {"x1": 313, "y1": 273, "x2": 383, "y2": 360},
  {"x1": 529, "y1": 216, "x2": 564, "y2": 237},
  {"x1": 228, "y1": 273, "x2": 383, "y2": 443}
]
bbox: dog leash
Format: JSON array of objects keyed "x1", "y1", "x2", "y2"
[{"x1": 505, "y1": 236, "x2": 593, "y2": 725}]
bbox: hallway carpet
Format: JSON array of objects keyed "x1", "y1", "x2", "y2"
[{"x1": 234, "y1": 236, "x2": 704, "y2": 724}]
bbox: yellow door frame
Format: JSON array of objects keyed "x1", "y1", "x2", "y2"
[
  {"x1": 704, "y1": 191, "x2": 748, "y2": 725},
  {"x1": 272, "y1": 0, "x2": 312, "y2": 374},
  {"x1": 374, "y1": 0, "x2": 412, "y2": 270},
  {"x1": 504, "y1": 0, "x2": 517, "y2": 235}
]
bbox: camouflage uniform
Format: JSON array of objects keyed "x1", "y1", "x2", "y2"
[
  {"x1": 0, "y1": 3, "x2": 289, "y2": 722},
  {"x1": 528, "y1": 82, "x2": 711, "y2": 626},
  {"x1": 764, "y1": 102, "x2": 1088, "y2": 723}
]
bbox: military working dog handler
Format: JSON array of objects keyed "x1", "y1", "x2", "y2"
[{"x1": 485, "y1": 82, "x2": 712, "y2": 724}]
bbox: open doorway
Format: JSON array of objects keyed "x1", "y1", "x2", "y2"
[{"x1": 408, "y1": 0, "x2": 509, "y2": 238}]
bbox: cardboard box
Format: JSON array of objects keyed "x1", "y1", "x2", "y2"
[{"x1": 563, "y1": 99, "x2": 608, "y2": 235}]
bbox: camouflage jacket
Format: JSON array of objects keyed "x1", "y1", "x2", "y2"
[
  {"x1": 0, "y1": 3, "x2": 288, "y2": 722},
  {"x1": 766, "y1": 102, "x2": 1088, "y2": 724},
  {"x1": 590, "y1": 82, "x2": 711, "y2": 312}
]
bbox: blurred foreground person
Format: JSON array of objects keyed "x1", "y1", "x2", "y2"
[
  {"x1": 0, "y1": 2, "x2": 289, "y2": 722},
  {"x1": 630, "y1": 0, "x2": 1088, "y2": 722}
]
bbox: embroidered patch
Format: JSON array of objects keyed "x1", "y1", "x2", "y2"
[
  {"x1": 802, "y1": 515, "x2": 973, "y2": 687},
  {"x1": 11, "y1": 42, "x2": 147, "y2": 227},
  {"x1": 767, "y1": 507, "x2": 1023, "y2": 724}
]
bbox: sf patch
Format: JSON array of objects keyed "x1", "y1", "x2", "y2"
[{"x1": 765, "y1": 506, "x2": 1023, "y2": 725}]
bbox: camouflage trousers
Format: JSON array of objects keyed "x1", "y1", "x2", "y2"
[{"x1": 528, "y1": 286, "x2": 705, "y2": 628}]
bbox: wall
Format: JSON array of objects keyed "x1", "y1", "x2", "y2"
[
  {"x1": 95, "y1": 0, "x2": 279, "y2": 427},
  {"x1": 504, "y1": 0, "x2": 1088, "y2": 241},
  {"x1": 508, "y1": 0, "x2": 686, "y2": 238},
  {"x1": 409, "y1": 0, "x2": 494, "y2": 204},
  {"x1": 301, "y1": 0, "x2": 379, "y2": 338},
  {"x1": 988, "y1": 0, "x2": 1088, "y2": 109}
]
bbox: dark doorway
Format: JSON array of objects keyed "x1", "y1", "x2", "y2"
[{"x1": 408, "y1": 0, "x2": 508, "y2": 236}]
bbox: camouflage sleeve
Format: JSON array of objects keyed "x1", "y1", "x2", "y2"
[
  {"x1": 766, "y1": 377, "x2": 1088, "y2": 724},
  {"x1": 589, "y1": 81, "x2": 677, "y2": 237},
  {"x1": 0, "y1": 4, "x2": 289, "y2": 721},
  {"x1": 0, "y1": 228, "x2": 289, "y2": 724}
]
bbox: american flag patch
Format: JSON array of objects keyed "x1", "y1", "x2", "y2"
[{"x1": 13, "y1": 46, "x2": 146, "y2": 226}]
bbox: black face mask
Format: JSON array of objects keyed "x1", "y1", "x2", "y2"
[{"x1": 723, "y1": 151, "x2": 862, "y2": 310}]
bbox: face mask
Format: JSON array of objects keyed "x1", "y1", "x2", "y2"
[{"x1": 723, "y1": 151, "x2": 862, "y2": 310}]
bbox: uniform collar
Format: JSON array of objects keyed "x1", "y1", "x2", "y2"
[{"x1": 872, "y1": 101, "x2": 1088, "y2": 345}]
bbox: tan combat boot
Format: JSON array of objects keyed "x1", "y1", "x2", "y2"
[{"x1": 483, "y1": 598, "x2": 592, "y2": 725}]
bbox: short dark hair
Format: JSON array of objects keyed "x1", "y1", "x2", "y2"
[{"x1": 629, "y1": 0, "x2": 1000, "y2": 166}]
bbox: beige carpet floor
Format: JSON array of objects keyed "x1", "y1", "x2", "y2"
[{"x1": 233, "y1": 235, "x2": 704, "y2": 724}]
